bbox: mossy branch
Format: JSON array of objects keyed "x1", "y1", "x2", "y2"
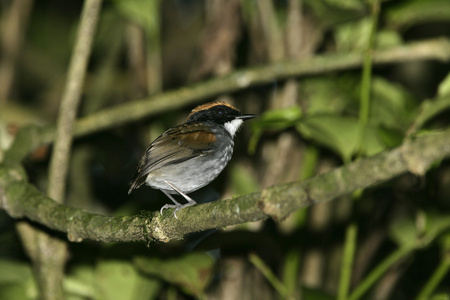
[{"x1": 1, "y1": 128, "x2": 450, "y2": 243}]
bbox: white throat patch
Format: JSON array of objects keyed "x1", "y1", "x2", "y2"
[{"x1": 224, "y1": 119, "x2": 244, "y2": 137}]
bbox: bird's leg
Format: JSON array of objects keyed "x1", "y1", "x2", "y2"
[
  {"x1": 160, "y1": 189, "x2": 180, "y2": 213},
  {"x1": 165, "y1": 181, "x2": 196, "y2": 204},
  {"x1": 159, "y1": 181, "x2": 197, "y2": 219}
]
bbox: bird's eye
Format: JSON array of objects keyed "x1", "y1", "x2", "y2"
[{"x1": 217, "y1": 108, "x2": 224, "y2": 115}]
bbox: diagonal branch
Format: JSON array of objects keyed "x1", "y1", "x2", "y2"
[
  {"x1": 5, "y1": 38, "x2": 450, "y2": 164},
  {"x1": 1, "y1": 127, "x2": 450, "y2": 243},
  {"x1": 61, "y1": 37, "x2": 450, "y2": 138}
]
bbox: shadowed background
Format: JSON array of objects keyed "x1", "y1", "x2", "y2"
[{"x1": 1, "y1": 0, "x2": 450, "y2": 299}]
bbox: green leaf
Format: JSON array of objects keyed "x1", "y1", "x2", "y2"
[
  {"x1": 230, "y1": 164, "x2": 261, "y2": 196},
  {"x1": 0, "y1": 260, "x2": 33, "y2": 284},
  {"x1": 64, "y1": 265, "x2": 95, "y2": 299},
  {"x1": 0, "y1": 284, "x2": 29, "y2": 300},
  {"x1": 303, "y1": 0, "x2": 366, "y2": 29},
  {"x1": 251, "y1": 106, "x2": 302, "y2": 131},
  {"x1": 439, "y1": 233, "x2": 450, "y2": 251},
  {"x1": 376, "y1": 127, "x2": 403, "y2": 148},
  {"x1": 335, "y1": 18, "x2": 402, "y2": 52},
  {"x1": 428, "y1": 294, "x2": 450, "y2": 300},
  {"x1": 112, "y1": 0, "x2": 160, "y2": 39},
  {"x1": 438, "y1": 72, "x2": 450, "y2": 97},
  {"x1": 423, "y1": 212, "x2": 450, "y2": 244},
  {"x1": 386, "y1": 0, "x2": 450, "y2": 29},
  {"x1": 300, "y1": 77, "x2": 356, "y2": 115},
  {"x1": 95, "y1": 260, "x2": 159, "y2": 300},
  {"x1": 0, "y1": 260, "x2": 36, "y2": 300},
  {"x1": 134, "y1": 252, "x2": 214, "y2": 297},
  {"x1": 248, "y1": 106, "x2": 302, "y2": 154},
  {"x1": 408, "y1": 94, "x2": 450, "y2": 135},
  {"x1": 370, "y1": 77, "x2": 416, "y2": 130},
  {"x1": 389, "y1": 214, "x2": 418, "y2": 248},
  {"x1": 296, "y1": 115, "x2": 386, "y2": 162}
]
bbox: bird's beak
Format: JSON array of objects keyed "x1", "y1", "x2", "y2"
[{"x1": 238, "y1": 114, "x2": 257, "y2": 121}]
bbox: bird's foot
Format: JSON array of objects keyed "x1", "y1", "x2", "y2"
[{"x1": 160, "y1": 201, "x2": 196, "y2": 219}]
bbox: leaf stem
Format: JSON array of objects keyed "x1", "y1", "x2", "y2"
[
  {"x1": 416, "y1": 253, "x2": 450, "y2": 300},
  {"x1": 249, "y1": 253, "x2": 294, "y2": 299},
  {"x1": 338, "y1": 223, "x2": 358, "y2": 300},
  {"x1": 357, "y1": 0, "x2": 380, "y2": 155},
  {"x1": 349, "y1": 244, "x2": 413, "y2": 300}
]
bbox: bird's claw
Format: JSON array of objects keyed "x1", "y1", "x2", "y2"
[
  {"x1": 160, "y1": 204, "x2": 178, "y2": 219},
  {"x1": 160, "y1": 202, "x2": 196, "y2": 219}
]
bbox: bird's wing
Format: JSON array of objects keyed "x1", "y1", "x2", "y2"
[{"x1": 128, "y1": 122, "x2": 216, "y2": 193}]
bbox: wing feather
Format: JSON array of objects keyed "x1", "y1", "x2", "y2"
[{"x1": 128, "y1": 122, "x2": 216, "y2": 193}]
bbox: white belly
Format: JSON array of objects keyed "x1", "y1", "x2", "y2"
[{"x1": 145, "y1": 145, "x2": 233, "y2": 194}]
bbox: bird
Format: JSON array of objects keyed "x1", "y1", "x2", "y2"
[{"x1": 128, "y1": 101, "x2": 256, "y2": 218}]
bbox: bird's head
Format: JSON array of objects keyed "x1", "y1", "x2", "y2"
[{"x1": 186, "y1": 101, "x2": 256, "y2": 136}]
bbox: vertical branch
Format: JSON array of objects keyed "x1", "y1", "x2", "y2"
[
  {"x1": 357, "y1": 0, "x2": 380, "y2": 155},
  {"x1": 338, "y1": 3, "x2": 380, "y2": 299},
  {"x1": 16, "y1": 0, "x2": 103, "y2": 299},
  {"x1": 48, "y1": 0, "x2": 103, "y2": 202}
]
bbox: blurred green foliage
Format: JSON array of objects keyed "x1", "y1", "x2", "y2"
[{"x1": 0, "y1": 0, "x2": 450, "y2": 299}]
